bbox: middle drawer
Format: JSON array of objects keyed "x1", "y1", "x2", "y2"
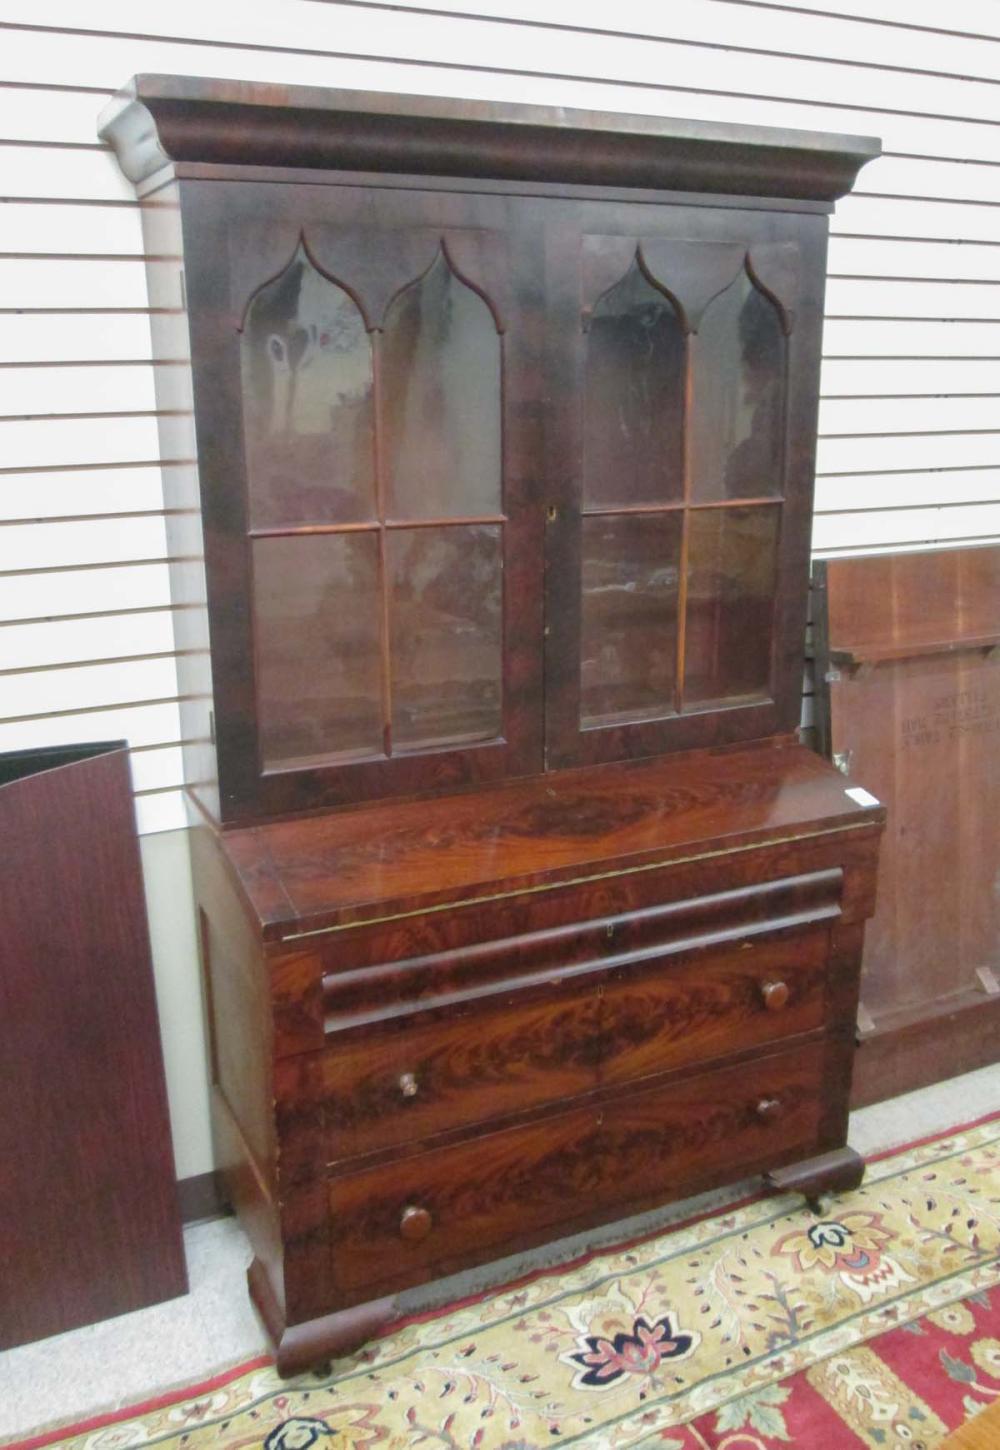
[{"x1": 311, "y1": 923, "x2": 829, "y2": 1163}]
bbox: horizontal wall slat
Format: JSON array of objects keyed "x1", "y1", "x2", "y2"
[
  {"x1": 134, "y1": 790, "x2": 186, "y2": 832},
  {"x1": 813, "y1": 501, "x2": 1000, "y2": 552},
  {"x1": 771, "y1": 0, "x2": 1000, "y2": 37},
  {"x1": 0, "y1": 414, "x2": 168, "y2": 470},
  {"x1": 0, "y1": 143, "x2": 133, "y2": 202},
  {"x1": 0, "y1": 313, "x2": 158, "y2": 364},
  {"x1": 820, "y1": 359, "x2": 1000, "y2": 395},
  {"x1": 822, "y1": 319, "x2": 1000, "y2": 357},
  {"x1": 1, "y1": 608, "x2": 178, "y2": 669},
  {"x1": 826, "y1": 278, "x2": 1000, "y2": 321},
  {"x1": 0, "y1": 201, "x2": 144, "y2": 255},
  {"x1": 0, "y1": 85, "x2": 112, "y2": 144},
  {"x1": 0, "y1": 561, "x2": 171, "y2": 620},
  {"x1": 819, "y1": 395, "x2": 1000, "y2": 435},
  {"x1": 855, "y1": 156, "x2": 1000, "y2": 207},
  {"x1": 835, "y1": 197, "x2": 1000, "y2": 245},
  {"x1": 815, "y1": 468, "x2": 1000, "y2": 513},
  {"x1": 817, "y1": 433, "x2": 1000, "y2": 474},
  {"x1": 0, "y1": 513, "x2": 167, "y2": 571},
  {"x1": 828, "y1": 237, "x2": 1000, "y2": 284},
  {"x1": 129, "y1": 742, "x2": 184, "y2": 792},
  {"x1": 0, "y1": 697, "x2": 181, "y2": 752},
  {"x1": 1, "y1": 653, "x2": 180, "y2": 716},
  {"x1": 0, "y1": 365, "x2": 164, "y2": 418},
  {"x1": 0, "y1": 465, "x2": 180, "y2": 519},
  {"x1": 0, "y1": 258, "x2": 180, "y2": 310}
]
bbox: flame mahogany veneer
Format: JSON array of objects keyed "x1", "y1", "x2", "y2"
[
  {"x1": 100, "y1": 78, "x2": 883, "y2": 1372},
  {"x1": 190, "y1": 739, "x2": 883, "y2": 1372}
]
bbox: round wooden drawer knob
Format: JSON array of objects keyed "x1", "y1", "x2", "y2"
[
  {"x1": 756, "y1": 1097, "x2": 783, "y2": 1122},
  {"x1": 760, "y1": 979, "x2": 790, "y2": 1012},
  {"x1": 398, "y1": 1072, "x2": 419, "y2": 1098},
  {"x1": 399, "y1": 1205, "x2": 433, "y2": 1242}
]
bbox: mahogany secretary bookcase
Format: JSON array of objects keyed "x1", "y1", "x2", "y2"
[{"x1": 102, "y1": 77, "x2": 884, "y2": 1372}]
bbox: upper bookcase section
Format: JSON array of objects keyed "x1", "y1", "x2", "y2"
[{"x1": 98, "y1": 74, "x2": 880, "y2": 205}]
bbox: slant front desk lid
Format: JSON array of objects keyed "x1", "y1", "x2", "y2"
[
  {"x1": 217, "y1": 742, "x2": 885, "y2": 940},
  {"x1": 98, "y1": 73, "x2": 880, "y2": 202}
]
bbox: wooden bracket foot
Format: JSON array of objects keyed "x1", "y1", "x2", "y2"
[
  {"x1": 764, "y1": 1146, "x2": 865, "y2": 1211},
  {"x1": 248, "y1": 1258, "x2": 401, "y2": 1377}
]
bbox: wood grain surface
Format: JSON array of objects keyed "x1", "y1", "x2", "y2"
[
  {"x1": 220, "y1": 740, "x2": 882, "y2": 938},
  {"x1": 0, "y1": 745, "x2": 186, "y2": 1349}
]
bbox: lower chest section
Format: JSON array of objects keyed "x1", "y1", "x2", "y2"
[{"x1": 260, "y1": 854, "x2": 864, "y2": 1311}]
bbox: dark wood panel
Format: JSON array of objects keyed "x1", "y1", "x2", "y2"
[
  {"x1": 0, "y1": 746, "x2": 186, "y2": 1349},
  {"x1": 851, "y1": 992, "x2": 1000, "y2": 1108},
  {"x1": 820, "y1": 546, "x2": 1000, "y2": 665},
  {"x1": 815, "y1": 546, "x2": 1000, "y2": 1102}
]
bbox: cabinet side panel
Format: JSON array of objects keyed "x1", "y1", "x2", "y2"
[
  {"x1": 190, "y1": 823, "x2": 283, "y2": 1309},
  {"x1": 140, "y1": 180, "x2": 219, "y2": 823}
]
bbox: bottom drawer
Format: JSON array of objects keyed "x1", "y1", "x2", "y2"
[{"x1": 328, "y1": 1038, "x2": 829, "y2": 1299}]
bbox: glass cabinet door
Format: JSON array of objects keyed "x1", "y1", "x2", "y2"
[
  {"x1": 545, "y1": 219, "x2": 815, "y2": 770},
  {"x1": 187, "y1": 186, "x2": 544, "y2": 820},
  {"x1": 243, "y1": 241, "x2": 506, "y2": 773}
]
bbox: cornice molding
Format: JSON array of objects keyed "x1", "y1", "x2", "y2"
[{"x1": 98, "y1": 74, "x2": 880, "y2": 203}]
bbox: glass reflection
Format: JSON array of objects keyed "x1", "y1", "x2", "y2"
[
  {"x1": 382, "y1": 250, "x2": 502, "y2": 519},
  {"x1": 690, "y1": 269, "x2": 785, "y2": 503},
  {"x1": 580, "y1": 512, "x2": 682, "y2": 727},
  {"x1": 584, "y1": 258, "x2": 685, "y2": 508},
  {"x1": 242, "y1": 244, "x2": 374, "y2": 528},
  {"x1": 683, "y1": 505, "x2": 779, "y2": 707},
  {"x1": 388, "y1": 524, "x2": 502, "y2": 750},
  {"x1": 254, "y1": 533, "x2": 383, "y2": 769}
]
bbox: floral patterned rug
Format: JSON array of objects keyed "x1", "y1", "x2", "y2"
[{"x1": 11, "y1": 1114, "x2": 1000, "y2": 1450}]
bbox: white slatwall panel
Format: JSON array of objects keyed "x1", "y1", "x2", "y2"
[{"x1": 1, "y1": 1, "x2": 998, "y2": 833}]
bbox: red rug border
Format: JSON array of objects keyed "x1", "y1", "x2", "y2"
[{"x1": 6, "y1": 1104, "x2": 1000, "y2": 1450}]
